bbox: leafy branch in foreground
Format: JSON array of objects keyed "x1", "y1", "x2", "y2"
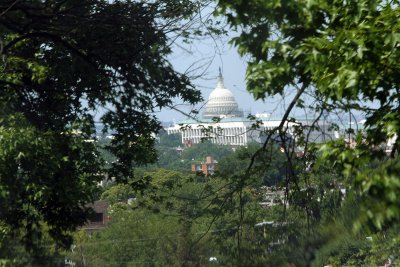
[
  {"x1": 0, "y1": 0, "x2": 217, "y2": 258},
  {"x1": 218, "y1": 0, "x2": 400, "y2": 230}
]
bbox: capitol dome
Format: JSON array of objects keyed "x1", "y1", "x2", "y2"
[
  {"x1": 203, "y1": 72, "x2": 244, "y2": 119},
  {"x1": 203, "y1": 73, "x2": 243, "y2": 119}
]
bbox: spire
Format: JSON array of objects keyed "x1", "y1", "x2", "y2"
[{"x1": 217, "y1": 67, "x2": 224, "y2": 88}]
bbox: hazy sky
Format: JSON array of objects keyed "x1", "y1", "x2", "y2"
[
  {"x1": 156, "y1": 32, "x2": 363, "y2": 125},
  {"x1": 155, "y1": 31, "x2": 289, "y2": 123},
  {"x1": 151, "y1": 0, "x2": 369, "y2": 126}
]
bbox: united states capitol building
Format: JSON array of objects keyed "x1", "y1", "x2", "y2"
[{"x1": 166, "y1": 73, "x2": 338, "y2": 146}]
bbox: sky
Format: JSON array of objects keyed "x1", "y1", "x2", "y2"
[
  {"x1": 156, "y1": 32, "x2": 364, "y2": 126},
  {"x1": 153, "y1": 9, "x2": 364, "y2": 125},
  {"x1": 154, "y1": 30, "x2": 289, "y2": 123}
]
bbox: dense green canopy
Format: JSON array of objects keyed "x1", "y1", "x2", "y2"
[
  {"x1": 217, "y1": 0, "x2": 400, "y2": 229},
  {"x1": 0, "y1": 0, "x2": 205, "y2": 251}
]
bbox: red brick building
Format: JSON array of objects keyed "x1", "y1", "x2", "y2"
[{"x1": 191, "y1": 156, "x2": 217, "y2": 176}]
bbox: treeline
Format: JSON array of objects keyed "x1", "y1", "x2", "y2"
[{"x1": 62, "y1": 138, "x2": 399, "y2": 266}]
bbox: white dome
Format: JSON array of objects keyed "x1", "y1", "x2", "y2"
[
  {"x1": 203, "y1": 73, "x2": 243, "y2": 119},
  {"x1": 208, "y1": 80, "x2": 235, "y2": 99}
]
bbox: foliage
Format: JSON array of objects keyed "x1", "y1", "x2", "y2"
[
  {"x1": 156, "y1": 146, "x2": 185, "y2": 171},
  {"x1": 217, "y1": 0, "x2": 400, "y2": 229},
  {"x1": 310, "y1": 198, "x2": 400, "y2": 266},
  {"x1": 158, "y1": 131, "x2": 182, "y2": 148},
  {"x1": 155, "y1": 138, "x2": 234, "y2": 172},
  {"x1": 0, "y1": 222, "x2": 64, "y2": 267},
  {"x1": 0, "y1": 0, "x2": 213, "y2": 260},
  {"x1": 0, "y1": 114, "x2": 100, "y2": 250},
  {"x1": 64, "y1": 169, "x2": 219, "y2": 266},
  {"x1": 96, "y1": 136, "x2": 116, "y2": 169},
  {"x1": 218, "y1": 143, "x2": 286, "y2": 186},
  {"x1": 64, "y1": 162, "x2": 397, "y2": 266},
  {"x1": 155, "y1": 132, "x2": 186, "y2": 171},
  {"x1": 100, "y1": 184, "x2": 136, "y2": 206},
  {"x1": 181, "y1": 141, "x2": 233, "y2": 162}
]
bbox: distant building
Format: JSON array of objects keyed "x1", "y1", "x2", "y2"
[
  {"x1": 166, "y1": 72, "x2": 339, "y2": 146},
  {"x1": 82, "y1": 200, "x2": 109, "y2": 232},
  {"x1": 202, "y1": 73, "x2": 244, "y2": 119},
  {"x1": 259, "y1": 187, "x2": 286, "y2": 208},
  {"x1": 191, "y1": 156, "x2": 217, "y2": 176},
  {"x1": 175, "y1": 146, "x2": 184, "y2": 155}
]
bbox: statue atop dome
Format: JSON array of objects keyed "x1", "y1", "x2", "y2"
[
  {"x1": 217, "y1": 67, "x2": 224, "y2": 87},
  {"x1": 202, "y1": 71, "x2": 244, "y2": 119}
]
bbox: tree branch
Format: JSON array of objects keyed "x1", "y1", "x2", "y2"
[
  {"x1": 247, "y1": 82, "x2": 308, "y2": 171},
  {"x1": 2, "y1": 31, "x2": 99, "y2": 71}
]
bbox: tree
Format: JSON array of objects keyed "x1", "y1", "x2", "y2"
[
  {"x1": 154, "y1": 139, "x2": 235, "y2": 172},
  {"x1": 217, "y1": 0, "x2": 400, "y2": 229},
  {"x1": 100, "y1": 183, "x2": 136, "y2": 205},
  {"x1": 65, "y1": 169, "x2": 217, "y2": 266},
  {"x1": 218, "y1": 143, "x2": 286, "y2": 186},
  {"x1": 158, "y1": 131, "x2": 182, "y2": 148},
  {"x1": 155, "y1": 132, "x2": 186, "y2": 171},
  {"x1": 0, "y1": 0, "x2": 211, "y2": 257},
  {"x1": 181, "y1": 141, "x2": 233, "y2": 162}
]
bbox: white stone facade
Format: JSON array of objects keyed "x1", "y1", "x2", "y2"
[{"x1": 166, "y1": 117, "x2": 298, "y2": 146}]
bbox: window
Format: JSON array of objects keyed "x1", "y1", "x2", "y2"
[{"x1": 88, "y1": 212, "x2": 103, "y2": 223}]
